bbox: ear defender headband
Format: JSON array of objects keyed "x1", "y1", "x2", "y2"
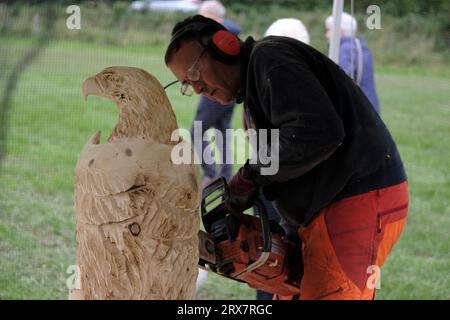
[{"x1": 168, "y1": 22, "x2": 241, "y2": 64}]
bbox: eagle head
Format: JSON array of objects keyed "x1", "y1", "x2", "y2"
[{"x1": 82, "y1": 66, "x2": 179, "y2": 144}]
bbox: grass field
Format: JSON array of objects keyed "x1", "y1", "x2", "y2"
[{"x1": 0, "y1": 38, "x2": 449, "y2": 300}]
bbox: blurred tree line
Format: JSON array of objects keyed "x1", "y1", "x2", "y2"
[
  {"x1": 1, "y1": 0, "x2": 448, "y2": 17},
  {"x1": 0, "y1": 0, "x2": 448, "y2": 65},
  {"x1": 221, "y1": 0, "x2": 448, "y2": 16}
]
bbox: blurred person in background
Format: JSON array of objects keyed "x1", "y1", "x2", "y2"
[
  {"x1": 325, "y1": 12, "x2": 380, "y2": 114},
  {"x1": 265, "y1": 18, "x2": 310, "y2": 44},
  {"x1": 190, "y1": 0, "x2": 240, "y2": 188}
]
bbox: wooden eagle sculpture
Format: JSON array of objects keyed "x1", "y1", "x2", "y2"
[{"x1": 70, "y1": 67, "x2": 201, "y2": 300}]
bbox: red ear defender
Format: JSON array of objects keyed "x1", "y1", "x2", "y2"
[{"x1": 212, "y1": 30, "x2": 240, "y2": 57}]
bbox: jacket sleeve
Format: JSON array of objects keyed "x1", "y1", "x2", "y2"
[{"x1": 245, "y1": 62, "x2": 345, "y2": 186}]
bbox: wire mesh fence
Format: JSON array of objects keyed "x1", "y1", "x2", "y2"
[{"x1": 0, "y1": 1, "x2": 448, "y2": 300}]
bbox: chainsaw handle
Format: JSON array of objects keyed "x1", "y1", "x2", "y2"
[
  {"x1": 201, "y1": 177, "x2": 250, "y2": 233},
  {"x1": 201, "y1": 177, "x2": 231, "y2": 233},
  {"x1": 254, "y1": 197, "x2": 271, "y2": 253},
  {"x1": 233, "y1": 197, "x2": 272, "y2": 279}
]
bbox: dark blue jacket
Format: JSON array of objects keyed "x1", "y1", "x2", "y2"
[
  {"x1": 339, "y1": 36, "x2": 380, "y2": 114},
  {"x1": 222, "y1": 18, "x2": 240, "y2": 37}
]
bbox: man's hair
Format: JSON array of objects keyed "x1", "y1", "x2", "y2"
[{"x1": 164, "y1": 15, "x2": 225, "y2": 65}]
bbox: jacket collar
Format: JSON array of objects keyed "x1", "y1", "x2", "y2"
[{"x1": 236, "y1": 36, "x2": 255, "y2": 104}]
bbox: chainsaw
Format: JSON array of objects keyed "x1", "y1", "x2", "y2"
[{"x1": 198, "y1": 177, "x2": 302, "y2": 296}]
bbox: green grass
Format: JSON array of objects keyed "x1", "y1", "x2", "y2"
[
  {"x1": 0, "y1": 37, "x2": 449, "y2": 300},
  {"x1": 369, "y1": 73, "x2": 450, "y2": 299}
]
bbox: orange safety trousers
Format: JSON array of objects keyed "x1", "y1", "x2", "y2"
[{"x1": 276, "y1": 181, "x2": 408, "y2": 300}]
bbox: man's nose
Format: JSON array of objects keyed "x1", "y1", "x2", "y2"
[{"x1": 191, "y1": 81, "x2": 205, "y2": 94}]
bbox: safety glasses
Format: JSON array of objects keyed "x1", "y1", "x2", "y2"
[{"x1": 164, "y1": 48, "x2": 207, "y2": 97}]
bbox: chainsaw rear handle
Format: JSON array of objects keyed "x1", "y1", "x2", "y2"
[
  {"x1": 232, "y1": 197, "x2": 272, "y2": 279},
  {"x1": 254, "y1": 197, "x2": 272, "y2": 253},
  {"x1": 201, "y1": 177, "x2": 272, "y2": 253}
]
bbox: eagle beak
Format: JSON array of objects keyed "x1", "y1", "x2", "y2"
[{"x1": 82, "y1": 76, "x2": 101, "y2": 101}]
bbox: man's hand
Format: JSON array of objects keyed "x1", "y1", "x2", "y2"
[{"x1": 227, "y1": 167, "x2": 258, "y2": 211}]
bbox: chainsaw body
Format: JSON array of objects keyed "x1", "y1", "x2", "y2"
[{"x1": 198, "y1": 178, "x2": 301, "y2": 296}]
